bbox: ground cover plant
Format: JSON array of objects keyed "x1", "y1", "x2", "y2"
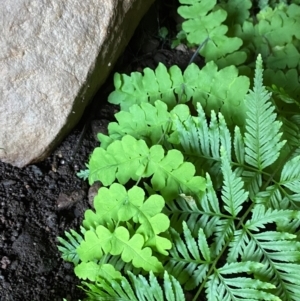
[{"x1": 58, "y1": 0, "x2": 300, "y2": 300}]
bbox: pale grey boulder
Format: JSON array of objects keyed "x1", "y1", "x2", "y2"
[{"x1": 0, "y1": 0, "x2": 155, "y2": 167}]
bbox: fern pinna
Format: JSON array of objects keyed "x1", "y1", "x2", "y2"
[{"x1": 58, "y1": 53, "x2": 300, "y2": 301}]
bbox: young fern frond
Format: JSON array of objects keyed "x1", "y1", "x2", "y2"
[
  {"x1": 86, "y1": 184, "x2": 171, "y2": 252},
  {"x1": 77, "y1": 224, "x2": 164, "y2": 273}
]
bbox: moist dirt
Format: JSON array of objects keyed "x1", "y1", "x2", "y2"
[{"x1": 0, "y1": 1, "x2": 204, "y2": 300}]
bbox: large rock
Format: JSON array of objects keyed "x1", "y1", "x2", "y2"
[{"x1": 0, "y1": 0, "x2": 155, "y2": 167}]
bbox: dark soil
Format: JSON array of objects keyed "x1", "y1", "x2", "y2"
[{"x1": 0, "y1": 1, "x2": 203, "y2": 300}]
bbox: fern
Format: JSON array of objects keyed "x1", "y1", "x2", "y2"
[
  {"x1": 178, "y1": 0, "x2": 247, "y2": 67},
  {"x1": 82, "y1": 184, "x2": 171, "y2": 255},
  {"x1": 57, "y1": 228, "x2": 84, "y2": 265},
  {"x1": 176, "y1": 0, "x2": 300, "y2": 114},
  {"x1": 81, "y1": 271, "x2": 185, "y2": 301},
  {"x1": 87, "y1": 135, "x2": 205, "y2": 202},
  {"x1": 244, "y1": 56, "x2": 286, "y2": 170},
  {"x1": 107, "y1": 62, "x2": 250, "y2": 127},
  {"x1": 165, "y1": 223, "x2": 211, "y2": 290},
  {"x1": 58, "y1": 2, "x2": 300, "y2": 299}
]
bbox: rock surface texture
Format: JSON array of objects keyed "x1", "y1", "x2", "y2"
[{"x1": 0, "y1": 0, "x2": 154, "y2": 167}]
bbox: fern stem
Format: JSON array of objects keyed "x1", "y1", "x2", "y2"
[{"x1": 188, "y1": 37, "x2": 209, "y2": 65}]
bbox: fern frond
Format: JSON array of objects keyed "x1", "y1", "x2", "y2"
[
  {"x1": 77, "y1": 225, "x2": 164, "y2": 273},
  {"x1": 165, "y1": 223, "x2": 211, "y2": 290},
  {"x1": 98, "y1": 100, "x2": 175, "y2": 150},
  {"x1": 172, "y1": 103, "x2": 232, "y2": 188},
  {"x1": 233, "y1": 126, "x2": 245, "y2": 165},
  {"x1": 88, "y1": 135, "x2": 205, "y2": 201},
  {"x1": 247, "y1": 231, "x2": 300, "y2": 300},
  {"x1": 229, "y1": 204, "x2": 300, "y2": 300},
  {"x1": 108, "y1": 63, "x2": 183, "y2": 110},
  {"x1": 220, "y1": 147, "x2": 248, "y2": 217},
  {"x1": 234, "y1": 3, "x2": 300, "y2": 73},
  {"x1": 218, "y1": 0, "x2": 252, "y2": 25},
  {"x1": 244, "y1": 54, "x2": 286, "y2": 171},
  {"x1": 264, "y1": 69, "x2": 300, "y2": 108},
  {"x1": 212, "y1": 218, "x2": 235, "y2": 257},
  {"x1": 164, "y1": 173, "x2": 221, "y2": 238},
  {"x1": 82, "y1": 271, "x2": 185, "y2": 301},
  {"x1": 57, "y1": 228, "x2": 84, "y2": 265},
  {"x1": 241, "y1": 170, "x2": 262, "y2": 199},
  {"x1": 109, "y1": 62, "x2": 249, "y2": 127},
  {"x1": 205, "y1": 262, "x2": 279, "y2": 301},
  {"x1": 75, "y1": 262, "x2": 122, "y2": 282},
  {"x1": 82, "y1": 184, "x2": 172, "y2": 256},
  {"x1": 178, "y1": 0, "x2": 246, "y2": 67},
  {"x1": 255, "y1": 185, "x2": 290, "y2": 209},
  {"x1": 280, "y1": 155, "x2": 300, "y2": 194},
  {"x1": 246, "y1": 204, "x2": 296, "y2": 231}
]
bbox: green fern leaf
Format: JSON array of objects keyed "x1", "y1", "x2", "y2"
[
  {"x1": 241, "y1": 170, "x2": 262, "y2": 198},
  {"x1": 212, "y1": 218, "x2": 235, "y2": 256},
  {"x1": 233, "y1": 126, "x2": 245, "y2": 165},
  {"x1": 218, "y1": 0, "x2": 252, "y2": 25},
  {"x1": 244, "y1": 54, "x2": 286, "y2": 171},
  {"x1": 164, "y1": 173, "x2": 221, "y2": 239},
  {"x1": 234, "y1": 3, "x2": 300, "y2": 73},
  {"x1": 163, "y1": 271, "x2": 186, "y2": 301},
  {"x1": 189, "y1": 63, "x2": 249, "y2": 127},
  {"x1": 57, "y1": 228, "x2": 84, "y2": 265},
  {"x1": 246, "y1": 204, "x2": 298, "y2": 231},
  {"x1": 244, "y1": 229, "x2": 300, "y2": 300},
  {"x1": 83, "y1": 184, "x2": 171, "y2": 255},
  {"x1": 109, "y1": 63, "x2": 182, "y2": 110},
  {"x1": 88, "y1": 135, "x2": 205, "y2": 201},
  {"x1": 165, "y1": 223, "x2": 211, "y2": 290},
  {"x1": 255, "y1": 185, "x2": 291, "y2": 209},
  {"x1": 206, "y1": 262, "x2": 279, "y2": 301},
  {"x1": 280, "y1": 155, "x2": 300, "y2": 194},
  {"x1": 172, "y1": 104, "x2": 232, "y2": 188},
  {"x1": 77, "y1": 225, "x2": 163, "y2": 273},
  {"x1": 75, "y1": 262, "x2": 122, "y2": 282},
  {"x1": 265, "y1": 69, "x2": 300, "y2": 107},
  {"x1": 109, "y1": 62, "x2": 249, "y2": 128},
  {"x1": 98, "y1": 100, "x2": 175, "y2": 150},
  {"x1": 178, "y1": 0, "x2": 246, "y2": 67},
  {"x1": 88, "y1": 135, "x2": 150, "y2": 186},
  {"x1": 220, "y1": 147, "x2": 248, "y2": 217},
  {"x1": 82, "y1": 271, "x2": 185, "y2": 301}
]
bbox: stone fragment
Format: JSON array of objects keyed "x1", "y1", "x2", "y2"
[{"x1": 0, "y1": 0, "x2": 154, "y2": 167}]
